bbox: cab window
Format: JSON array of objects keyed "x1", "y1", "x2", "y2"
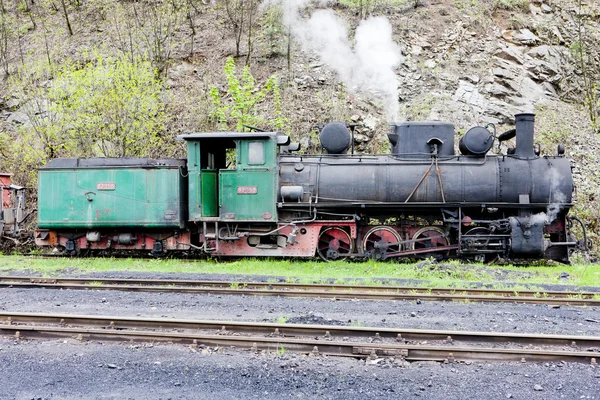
[{"x1": 248, "y1": 141, "x2": 265, "y2": 165}]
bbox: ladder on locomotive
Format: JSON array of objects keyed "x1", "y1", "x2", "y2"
[{"x1": 203, "y1": 221, "x2": 219, "y2": 253}]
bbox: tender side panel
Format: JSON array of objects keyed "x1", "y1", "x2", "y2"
[{"x1": 38, "y1": 165, "x2": 186, "y2": 229}]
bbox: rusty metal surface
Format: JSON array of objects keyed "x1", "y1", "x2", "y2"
[
  {"x1": 216, "y1": 221, "x2": 356, "y2": 257},
  {"x1": 36, "y1": 231, "x2": 192, "y2": 251},
  {"x1": 1, "y1": 276, "x2": 598, "y2": 306},
  {"x1": 1, "y1": 312, "x2": 599, "y2": 364}
]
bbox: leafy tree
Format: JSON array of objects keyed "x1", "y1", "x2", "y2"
[
  {"x1": 108, "y1": 1, "x2": 182, "y2": 77},
  {"x1": 58, "y1": 0, "x2": 73, "y2": 35},
  {"x1": 48, "y1": 53, "x2": 167, "y2": 157},
  {"x1": 0, "y1": 9, "x2": 10, "y2": 76},
  {"x1": 3, "y1": 53, "x2": 168, "y2": 186},
  {"x1": 132, "y1": 1, "x2": 182, "y2": 77},
  {"x1": 223, "y1": 0, "x2": 260, "y2": 60},
  {"x1": 571, "y1": 0, "x2": 600, "y2": 132},
  {"x1": 2, "y1": 61, "x2": 63, "y2": 183},
  {"x1": 184, "y1": 0, "x2": 207, "y2": 57},
  {"x1": 209, "y1": 57, "x2": 288, "y2": 132}
]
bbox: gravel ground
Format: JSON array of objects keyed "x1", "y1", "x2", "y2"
[
  {"x1": 1, "y1": 338, "x2": 599, "y2": 400},
  {"x1": 1, "y1": 269, "x2": 600, "y2": 399}
]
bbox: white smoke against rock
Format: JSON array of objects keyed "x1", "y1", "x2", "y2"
[
  {"x1": 546, "y1": 167, "x2": 567, "y2": 223},
  {"x1": 531, "y1": 168, "x2": 568, "y2": 225},
  {"x1": 263, "y1": 0, "x2": 403, "y2": 121}
]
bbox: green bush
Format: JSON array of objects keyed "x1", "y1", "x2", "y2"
[
  {"x1": 492, "y1": 0, "x2": 529, "y2": 11},
  {"x1": 2, "y1": 53, "x2": 167, "y2": 185},
  {"x1": 209, "y1": 57, "x2": 288, "y2": 132},
  {"x1": 49, "y1": 53, "x2": 167, "y2": 157}
]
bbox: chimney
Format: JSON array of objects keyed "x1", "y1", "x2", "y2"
[{"x1": 515, "y1": 113, "x2": 535, "y2": 159}]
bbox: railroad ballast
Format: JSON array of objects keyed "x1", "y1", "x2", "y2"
[{"x1": 31, "y1": 113, "x2": 586, "y2": 262}]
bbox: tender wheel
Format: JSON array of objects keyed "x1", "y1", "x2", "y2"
[
  {"x1": 410, "y1": 226, "x2": 449, "y2": 258},
  {"x1": 362, "y1": 226, "x2": 402, "y2": 259},
  {"x1": 317, "y1": 227, "x2": 353, "y2": 261}
]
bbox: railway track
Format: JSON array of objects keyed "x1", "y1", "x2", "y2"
[
  {"x1": 1, "y1": 275, "x2": 599, "y2": 306},
  {"x1": 1, "y1": 312, "x2": 599, "y2": 364}
]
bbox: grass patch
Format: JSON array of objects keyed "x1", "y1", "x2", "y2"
[
  {"x1": 338, "y1": 0, "x2": 414, "y2": 10},
  {"x1": 0, "y1": 256, "x2": 599, "y2": 289},
  {"x1": 276, "y1": 344, "x2": 286, "y2": 356},
  {"x1": 492, "y1": 0, "x2": 529, "y2": 11}
]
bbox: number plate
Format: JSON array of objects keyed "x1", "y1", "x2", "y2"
[
  {"x1": 237, "y1": 186, "x2": 258, "y2": 195},
  {"x1": 96, "y1": 182, "x2": 116, "y2": 191}
]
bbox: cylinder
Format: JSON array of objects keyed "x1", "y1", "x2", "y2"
[
  {"x1": 278, "y1": 154, "x2": 573, "y2": 205},
  {"x1": 280, "y1": 186, "x2": 303, "y2": 202}
]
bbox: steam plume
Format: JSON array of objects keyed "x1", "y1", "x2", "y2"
[
  {"x1": 531, "y1": 167, "x2": 568, "y2": 225},
  {"x1": 264, "y1": 0, "x2": 403, "y2": 121},
  {"x1": 546, "y1": 167, "x2": 566, "y2": 223}
]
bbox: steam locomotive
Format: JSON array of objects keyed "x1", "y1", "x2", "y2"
[{"x1": 33, "y1": 113, "x2": 585, "y2": 262}]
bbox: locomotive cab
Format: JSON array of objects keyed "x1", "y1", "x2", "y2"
[
  {"x1": 178, "y1": 132, "x2": 294, "y2": 253},
  {"x1": 179, "y1": 132, "x2": 288, "y2": 223}
]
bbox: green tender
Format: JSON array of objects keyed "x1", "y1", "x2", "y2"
[{"x1": 37, "y1": 158, "x2": 187, "y2": 229}]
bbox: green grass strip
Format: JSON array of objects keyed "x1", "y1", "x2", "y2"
[{"x1": 0, "y1": 255, "x2": 598, "y2": 289}]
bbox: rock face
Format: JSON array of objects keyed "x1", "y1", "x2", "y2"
[
  {"x1": 399, "y1": 23, "x2": 575, "y2": 127},
  {"x1": 0, "y1": 1, "x2": 592, "y2": 140},
  {"x1": 503, "y1": 29, "x2": 541, "y2": 46}
]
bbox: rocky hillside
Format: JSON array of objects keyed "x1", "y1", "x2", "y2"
[{"x1": 0, "y1": 0, "x2": 598, "y2": 255}]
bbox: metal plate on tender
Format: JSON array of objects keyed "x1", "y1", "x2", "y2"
[
  {"x1": 96, "y1": 182, "x2": 116, "y2": 191},
  {"x1": 237, "y1": 186, "x2": 258, "y2": 195}
]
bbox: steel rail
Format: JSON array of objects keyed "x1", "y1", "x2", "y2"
[
  {"x1": 1, "y1": 276, "x2": 599, "y2": 306},
  {"x1": 0, "y1": 312, "x2": 598, "y2": 364},
  {"x1": 2, "y1": 312, "x2": 600, "y2": 348}
]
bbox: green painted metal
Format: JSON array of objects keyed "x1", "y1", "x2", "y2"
[
  {"x1": 181, "y1": 134, "x2": 279, "y2": 223},
  {"x1": 186, "y1": 141, "x2": 202, "y2": 220},
  {"x1": 219, "y1": 170, "x2": 276, "y2": 221},
  {"x1": 218, "y1": 139, "x2": 277, "y2": 222},
  {"x1": 201, "y1": 171, "x2": 218, "y2": 217},
  {"x1": 38, "y1": 160, "x2": 187, "y2": 229}
]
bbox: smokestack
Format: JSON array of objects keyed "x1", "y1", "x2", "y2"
[{"x1": 515, "y1": 113, "x2": 535, "y2": 159}]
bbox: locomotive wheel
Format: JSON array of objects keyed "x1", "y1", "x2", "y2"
[
  {"x1": 464, "y1": 227, "x2": 491, "y2": 244},
  {"x1": 410, "y1": 226, "x2": 450, "y2": 258},
  {"x1": 463, "y1": 227, "x2": 500, "y2": 262},
  {"x1": 362, "y1": 226, "x2": 402, "y2": 259},
  {"x1": 317, "y1": 227, "x2": 354, "y2": 261}
]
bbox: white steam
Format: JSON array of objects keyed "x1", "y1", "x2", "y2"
[
  {"x1": 264, "y1": 0, "x2": 403, "y2": 121},
  {"x1": 546, "y1": 167, "x2": 567, "y2": 223},
  {"x1": 532, "y1": 167, "x2": 568, "y2": 224}
]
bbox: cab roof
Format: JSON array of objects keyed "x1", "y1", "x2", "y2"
[
  {"x1": 177, "y1": 132, "x2": 278, "y2": 140},
  {"x1": 177, "y1": 132, "x2": 289, "y2": 145}
]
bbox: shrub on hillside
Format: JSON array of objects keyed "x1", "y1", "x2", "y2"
[{"x1": 1, "y1": 53, "x2": 168, "y2": 186}]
